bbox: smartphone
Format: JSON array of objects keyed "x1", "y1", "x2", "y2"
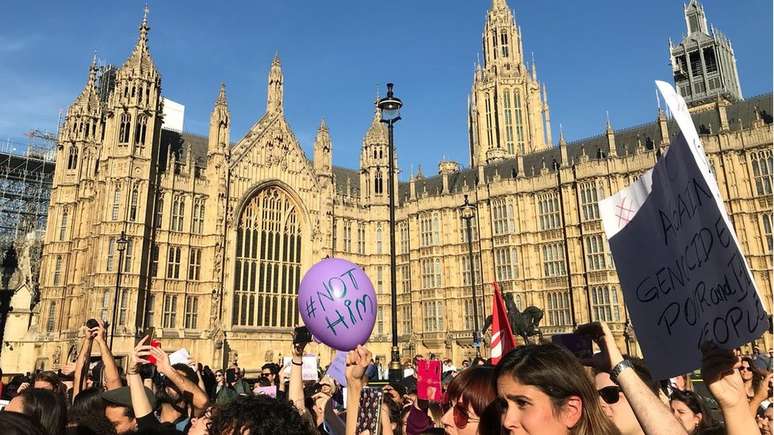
[
  {"x1": 552, "y1": 333, "x2": 593, "y2": 359},
  {"x1": 143, "y1": 327, "x2": 159, "y2": 365},
  {"x1": 293, "y1": 326, "x2": 313, "y2": 345},
  {"x1": 356, "y1": 387, "x2": 383, "y2": 434},
  {"x1": 256, "y1": 385, "x2": 277, "y2": 398}
]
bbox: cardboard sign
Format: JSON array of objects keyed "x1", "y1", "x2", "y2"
[
  {"x1": 325, "y1": 350, "x2": 348, "y2": 387},
  {"x1": 282, "y1": 355, "x2": 320, "y2": 381},
  {"x1": 416, "y1": 359, "x2": 442, "y2": 401},
  {"x1": 599, "y1": 81, "x2": 769, "y2": 379}
]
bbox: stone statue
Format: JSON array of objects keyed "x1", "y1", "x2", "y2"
[{"x1": 482, "y1": 293, "x2": 544, "y2": 344}]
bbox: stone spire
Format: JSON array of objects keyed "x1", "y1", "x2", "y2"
[
  {"x1": 605, "y1": 112, "x2": 617, "y2": 157},
  {"x1": 267, "y1": 53, "x2": 284, "y2": 114},
  {"x1": 122, "y1": 5, "x2": 156, "y2": 74},
  {"x1": 314, "y1": 119, "x2": 332, "y2": 176},
  {"x1": 209, "y1": 83, "x2": 230, "y2": 153},
  {"x1": 364, "y1": 106, "x2": 387, "y2": 145}
]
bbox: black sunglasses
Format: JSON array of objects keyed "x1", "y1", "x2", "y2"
[{"x1": 598, "y1": 386, "x2": 621, "y2": 404}]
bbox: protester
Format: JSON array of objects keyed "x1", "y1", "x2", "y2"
[
  {"x1": 149, "y1": 346, "x2": 209, "y2": 432},
  {"x1": 440, "y1": 365, "x2": 498, "y2": 435},
  {"x1": 669, "y1": 390, "x2": 715, "y2": 434},
  {"x1": 0, "y1": 411, "x2": 47, "y2": 435},
  {"x1": 496, "y1": 343, "x2": 620, "y2": 435},
  {"x1": 207, "y1": 395, "x2": 315, "y2": 435},
  {"x1": 188, "y1": 406, "x2": 216, "y2": 435},
  {"x1": 739, "y1": 357, "x2": 755, "y2": 400},
  {"x1": 4, "y1": 387, "x2": 67, "y2": 435},
  {"x1": 700, "y1": 343, "x2": 762, "y2": 435},
  {"x1": 67, "y1": 387, "x2": 117, "y2": 435},
  {"x1": 578, "y1": 322, "x2": 689, "y2": 435},
  {"x1": 757, "y1": 403, "x2": 772, "y2": 435}
]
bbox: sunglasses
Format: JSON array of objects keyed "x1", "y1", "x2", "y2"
[
  {"x1": 443, "y1": 401, "x2": 480, "y2": 428},
  {"x1": 738, "y1": 366, "x2": 752, "y2": 372},
  {"x1": 261, "y1": 372, "x2": 273, "y2": 376},
  {"x1": 598, "y1": 386, "x2": 621, "y2": 404}
]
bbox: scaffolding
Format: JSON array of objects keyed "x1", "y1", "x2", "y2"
[{"x1": 0, "y1": 131, "x2": 56, "y2": 245}]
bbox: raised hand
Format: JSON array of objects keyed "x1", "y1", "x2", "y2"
[
  {"x1": 576, "y1": 321, "x2": 624, "y2": 372},
  {"x1": 345, "y1": 345, "x2": 372, "y2": 391},
  {"x1": 92, "y1": 319, "x2": 108, "y2": 343},
  {"x1": 128, "y1": 336, "x2": 152, "y2": 375},
  {"x1": 701, "y1": 342, "x2": 745, "y2": 409},
  {"x1": 149, "y1": 345, "x2": 173, "y2": 376}
]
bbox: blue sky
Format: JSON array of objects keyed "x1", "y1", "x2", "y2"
[{"x1": 2, "y1": 0, "x2": 771, "y2": 177}]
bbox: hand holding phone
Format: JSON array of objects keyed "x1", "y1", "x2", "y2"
[
  {"x1": 293, "y1": 326, "x2": 312, "y2": 345},
  {"x1": 552, "y1": 333, "x2": 593, "y2": 360}
]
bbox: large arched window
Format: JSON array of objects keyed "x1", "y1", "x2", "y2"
[{"x1": 233, "y1": 186, "x2": 301, "y2": 327}]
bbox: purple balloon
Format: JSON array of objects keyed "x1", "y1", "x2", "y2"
[{"x1": 298, "y1": 258, "x2": 377, "y2": 351}]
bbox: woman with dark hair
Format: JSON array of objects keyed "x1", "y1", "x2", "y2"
[
  {"x1": 669, "y1": 390, "x2": 715, "y2": 435},
  {"x1": 495, "y1": 344, "x2": 620, "y2": 435},
  {"x1": 0, "y1": 411, "x2": 47, "y2": 435},
  {"x1": 440, "y1": 365, "x2": 499, "y2": 435},
  {"x1": 67, "y1": 387, "x2": 117, "y2": 435},
  {"x1": 5, "y1": 388, "x2": 67, "y2": 435}
]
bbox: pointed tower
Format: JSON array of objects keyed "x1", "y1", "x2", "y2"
[
  {"x1": 267, "y1": 54, "x2": 284, "y2": 114},
  {"x1": 670, "y1": 0, "x2": 742, "y2": 109},
  {"x1": 314, "y1": 119, "x2": 333, "y2": 178},
  {"x1": 57, "y1": 55, "x2": 103, "y2": 185},
  {"x1": 208, "y1": 83, "x2": 230, "y2": 154},
  {"x1": 605, "y1": 113, "x2": 617, "y2": 158},
  {"x1": 360, "y1": 105, "x2": 390, "y2": 205},
  {"x1": 468, "y1": 0, "x2": 549, "y2": 167}
]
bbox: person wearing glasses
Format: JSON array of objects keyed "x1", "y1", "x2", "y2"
[
  {"x1": 739, "y1": 357, "x2": 755, "y2": 400},
  {"x1": 440, "y1": 365, "x2": 498, "y2": 435},
  {"x1": 578, "y1": 322, "x2": 689, "y2": 435}
]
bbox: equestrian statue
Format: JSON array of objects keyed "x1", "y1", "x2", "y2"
[{"x1": 482, "y1": 292, "x2": 544, "y2": 344}]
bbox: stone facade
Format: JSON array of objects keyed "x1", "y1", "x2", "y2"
[{"x1": 3, "y1": 0, "x2": 771, "y2": 373}]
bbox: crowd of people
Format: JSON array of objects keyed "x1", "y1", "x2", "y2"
[{"x1": 0, "y1": 319, "x2": 770, "y2": 435}]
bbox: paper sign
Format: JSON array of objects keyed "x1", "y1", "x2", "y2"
[
  {"x1": 599, "y1": 81, "x2": 769, "y2": 379},
  {"x1": 416, "y1": 359, "x2": 442, "y2": 401},
  {"x1": 168, "y1": 348, "x2": 190, "y2": 366},
  {"x1": 325, "y1": 350, "x2": 348, "y2": 387},
  {"x1": 282, "y1": 355, "x2": 319, "y2": 381}
]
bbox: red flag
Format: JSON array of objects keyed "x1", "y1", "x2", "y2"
[{"x1": 490, "y1": 282, "x2": 517, "y2": 364}]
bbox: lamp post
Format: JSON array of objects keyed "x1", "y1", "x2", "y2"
[
  {"x1": 377, "y1": 83, "x2": 403, "y2": 383},
  {"x1": 109, "y1": 230, "x2": 128, "y2": 350},
  {"x1": 460, "y1": 195, "x2": 481, "y2": 357}
]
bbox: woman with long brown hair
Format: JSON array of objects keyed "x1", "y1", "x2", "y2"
[{"x1": 495, "y1": 344, "x2": 620, "y2": 435}]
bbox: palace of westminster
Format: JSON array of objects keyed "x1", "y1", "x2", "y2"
[{"x1": 1, "y1": 0, "x2": 771, "y2": 372}]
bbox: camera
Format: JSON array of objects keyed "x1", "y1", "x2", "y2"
[{"x1": 85, "y1": 319, "x2": 109, "y2": 329}]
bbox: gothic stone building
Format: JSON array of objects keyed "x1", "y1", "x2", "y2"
[{"x1": 8, "y1": 0, "x2": 771, "y2": 372}]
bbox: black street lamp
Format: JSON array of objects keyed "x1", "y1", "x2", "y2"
[
  {"x1": 109, "y1": 230, "x2": 128, "y2": 350},
  {"x1": 460, "y1": 195, "x2": 481, "y2": 357},
  {"x1": 377, "y1": 83, "x2": 403, "y2": 384}
]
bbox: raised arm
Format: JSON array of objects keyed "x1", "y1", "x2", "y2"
[
  {"x1": 150, "y1": 346, "x2": 209, "y2": 414},
  {"x1": 749, "y1": 370, "x2": 772, "y2": 417},
  {"x1": 288, "y1": 342, "x2": 307, "y2": 412},
  {"x1": 579, "y1": 322, "x2": 689, "y2": 435},
  {"x1": 345, "y1": 345, "x2": 372, "y2": 435},
  {"x1": 72, "y1": 326, "x2": 94, "y2": 401},
  {"x1": 127, "y1": 336, "x2": 154, "y2": 419},
  {"x1": 93, "y1": 320, "x2": 122, "y2": 390},
  {"x1": 701, "y1": 343, "x2": 760, "y2": 435}
]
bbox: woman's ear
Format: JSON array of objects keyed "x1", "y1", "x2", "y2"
[{"x1": 560, "y1": 396, "x2": 583, "y2": 429}]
